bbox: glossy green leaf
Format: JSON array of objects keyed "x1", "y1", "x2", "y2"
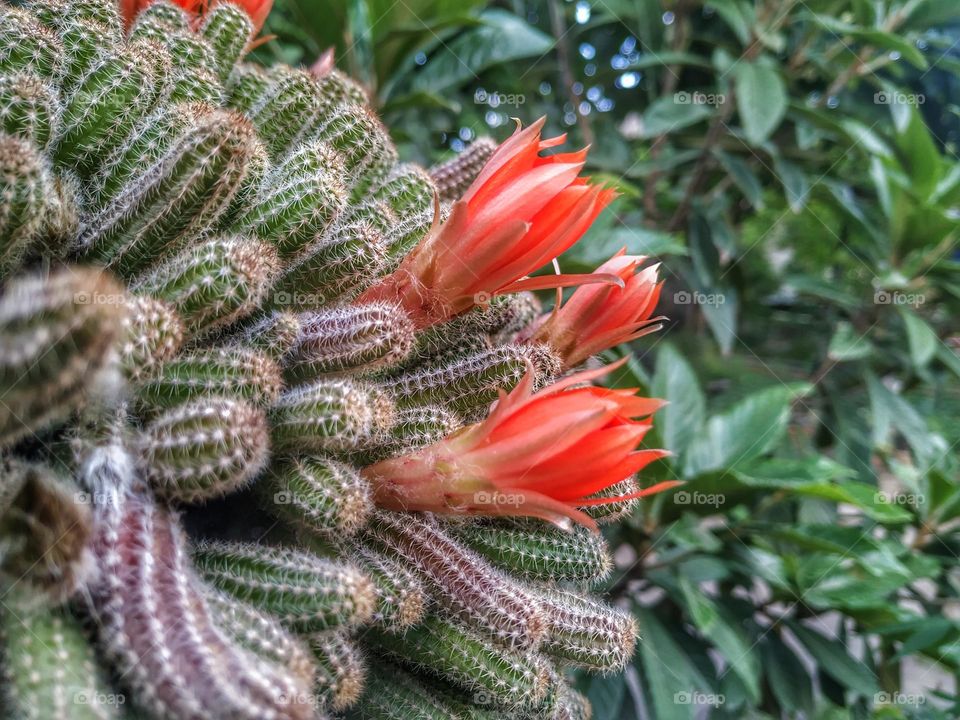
[{"x1": 734, "y1": 61, "x2": 787, "y2": 145}]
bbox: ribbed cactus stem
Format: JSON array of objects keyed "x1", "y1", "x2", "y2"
[
  {"x1": 118, "y1": 295, "x2": 185, "y2": 384},
  {"x1": 132, "y1": 235, "x2": 279, "y2": 340},
  {"x1": 579, "y1": 476, "x2": 641, "y2": 524},
  {"x1": 55, "y1": 46, "x2": 156, "y2": 174},
  {"x1": 312, "y1": 103, "x2": 397, "y2": 198},
  {"x1": 383, "y1": 344, "x2": 562, "y2": 418},
  {"x1": 369, "y1": 614, "x2": 550, "y2": 711},
  {"x1": 348, "y1": 403, "x2": 461, "y2": 466},
  {"x1": 225, "y1": 62, "x2": 270, "y2": 114},
  {"x1": 0, "y1": 268, "x2": 125, "y2": 448},
  {"x1": 343, "y1": 545, "x2": 426, "y2": 631},
  {"x1": 86, "y1": 472, "x2": 315, "y2": 720},
  {"x1": 373, "y1": 163, "x2": 437, "y2": 217},
  {"x1": 307, "y1": 632, "x2": 366, "y2": 712},
  {"x1": 0, "y1": 134, "x2": 48, "y2": 277},
  {"x1": 314, "y1": 68, "x2": 368, "y2": 107},
  {"x1": 0, "y1": 73, "x2": 58, "y2": 149},
  {"x1": 204, "y1": 589, "x2": 317, "y2": 689},
  {"x1": 283, "y1": 303, "x2": 415, "y2": 381},
  {"x1": 429, "y1": 137, "x2": 497, "y2": 202},
  {"x1": 1, "y1": 589, "x2": 120, "y2": 720},
  {"x1": 193, "y1": 540, "x2": 376, "y2": 631},
  {"x1": 136, "y1": 396, "x2": 270, "y2": 503},
  {"x1": 135, "y1": 346, "x2": 282, "y2": 409},
  {"x1": 268, "y1": 456, "x2": 372, "y2": 538},
  {"x1": 364, "y1": 511, "x2": 545, "y2": 651},
  {"x1": 232, "y1": 140, "x2": 347, "y2": 258},
  {"x1": 533, "y1": 586, "x2": 638, "y2": 673},
  {"x1": 0, "y1": 6, "x2": 62, "y2": 79},
  {"x1": 448, "y1": 519, "x2": 612, "y2": 584},
  {"x1": 351, "y1": 662, "x2": 463, "y2": 720},
  {"x1": 0, "y1": 458, "x2": 94, "y2": 601},
  {"x1": 273, "y1": 220, "x2": 388, "y2": 307},
  {"x1": 247, "y1": 67, "x2": 326, "y2": 157},
  {"x1": 127, "y1": 0, "x2": 191, "y2": 32},
  {"x1": 269, "y1": 379, "x2": 394, "y2": 453},
  {"x1": 200, "y1": 3, "x2": 254, "y2": 80},
  {"x1": 231, "y1": 310, "x2": 302, "y2": 361},
  {"x1": 81, "y1": 109, "x2": 257, "y2": 276}
]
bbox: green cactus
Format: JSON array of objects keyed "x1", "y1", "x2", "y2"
[
  {"x1": 200, "y1": 3, "x2": 254, "y2": 81},
  {"x1": 0, "y1": 6, "x2": 62, "y2": 79},
  {"x1": 307, "y1": 632, "x2": 367, "y2": 711},
  {"x1": 344, "y1": 545, "x2": 426, "y2": 631},
  {"x1": 369, "y1": 614, "x2": 550, "y2": 711},
  {"x1": 136, "y1": 396, "x2": 270, "y2": 502},
  {"x1": 313, "y1": 103, "x2": 398, "y2": 198},
  {"x1": 1, "y1": 589, "x2": 120, "y2": 720},
  {"x1": 448, "y1": 519, "x2": 612, "y2": 584},
  {"x1": 193, "y1": 540, "x2": 376, "y2": 631},
  {"x1": 349, "y1": 662, "x2": 464, "y2": 720},
  {"x1": 0, "y1": 73, "x2": 59, "y2": 149},
  {"x1": 0, "y1": 134, "x2": 49, "y2": 276},
  {"x1": 429, "y1": 136, "x2": 497, "y2": 202},
  {"x1": 118, "y1": 295, "x2": 185, "y2": 384},
  {"x1": 268, "y1": 455, "x2": 373, "y2": 538}
]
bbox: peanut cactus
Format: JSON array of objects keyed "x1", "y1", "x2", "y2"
[{"x1": 0, "y1": 1, "x2": 668, "y2": 717}]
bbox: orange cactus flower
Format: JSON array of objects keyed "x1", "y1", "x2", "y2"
[
  {"x1": 525, "y1": 249, "x2": 664, "y2": 369},
  {"x1": 362, "y1": 360, "x2": 677, "y2": 529},
  {"x1": 121, "y1": 0, "x2": 273, "y2": 34},
  {"x1": 357, "y1": 117, "x2": 618, "y2": 328}
]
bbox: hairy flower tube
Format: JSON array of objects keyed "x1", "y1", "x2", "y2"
[
  {"x1": 525, "y1": 249, "x2": 664, "y2": 369},
  {"x1": 357, "y1": 117, "x2": 618, "y2": 328},
  {"x1": 121, "y1": 0, "x2": 273, "y2": 32},
  {"x1": 362, "y1": 361, "x2": 677, "y2": 529}
]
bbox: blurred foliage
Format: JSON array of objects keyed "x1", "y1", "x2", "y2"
[{"x1": 261, "y1": 0, "x2": 960, "y2": 717}]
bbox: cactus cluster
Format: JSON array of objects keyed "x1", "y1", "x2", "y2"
[{"x1": 0, "y1": 1, "x2": 650, "y2": 718}]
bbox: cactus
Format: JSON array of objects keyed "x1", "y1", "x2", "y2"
[
  {"x1": 1, "y1": 589, "x2": 120, "y2": 720},
  {"x1": 0, "y1": 3, "x2": 663, "y2": 717},
  {"x1": 269, "y1": 378, "x2": 394, "y2": 453},
  {"x1": 448, "y1": 519, "x2": 612, "y2": 584},
  {"x1": 268, "y1": 455, "x2": 372, "y2": 538},
  {"x1": 193, "y1": 540, "x2": 376, "y2": 631},
  {"x1": 284, "y1": 303, "x2": 415, "y2": 381},
  {"x1": 429, "y1": 137, "x2": 497, "y2": 202},
  {"x1": 136, "y1": 396, "x2": 270, "y2": 502},
  {"x1": 308, "y1": 632, "x2": 366, "y2": 711},
  {"x1": 85, "y1": 467, "x2": 315, "y2": 720},
  {"x1": 369, "y1": 613, "x2": 550, "y2": 711},
  {"x1": 0, "y1": 268, "x2": 126, "y2": 448},
  {"x1": 364, "y1": 511, "x2": 545, "y2": 651}
]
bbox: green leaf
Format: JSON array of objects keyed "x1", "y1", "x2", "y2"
[
  {"x1": 683, "y1": 384, "x2": 812, "y2": 476},
  {"x1": 578, "y1": 672, "x2": 625, "y2": 720},
  {"x1": 866, "y1": 373, "x2": 944, "y2": 467},
  {"x1": 410, "y1": 9, "x2": 552, "y2": 93},
  {"x1": 760, "y1": 634, "x2": 814, "y2": 714},
  {"x1": 771, "y1": 155, "x2": 810, "y2": 212},
  {"x1": 715, "y1": 150, "x2": 764, "y2": 209},
  {"x1": 813, "y1": 15, "x2": 928, "y2": 68},
  {"x1": 706, "y1": 0, "x2": 754, "y2": 44},
  {"x1": 634, "y1": 609, "x2": 707, "y2": 720},
  {"x1": 898, "y1": 308, "x2": 938, "y2": 367},
  {"x1": 652, "y1": 343, "x2": 706, "y2": 458},
  {"x1": 679, "y1": 579, "x2": 760, "y2": 701},
  {"x1": 640, "y1": 96, "x2": 715, "y2": 138},
  {"x1": 734, "y1": 61, "x2": 787, "y2": 146},
  {"x1": 787, "y1": 621, "x2": 880, "y2": 697},
  {"x1": 828, "y1": 321, "x2": 872, "y2": 361}
]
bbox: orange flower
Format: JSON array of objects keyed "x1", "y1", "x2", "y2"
[
  {"x1": 121, "y1": 0, "x2": 273, "y2": 34},
  {"x1": 526, "y1": 249, "x2": 664, "y2": 369},
  {"x1": 362, "y1": 360, "x2": 677, "y2": 529},
  {"x1": 357, "y1": 118, "x2": 618, "y2": 328}
]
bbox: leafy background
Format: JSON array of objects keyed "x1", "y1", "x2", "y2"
[{"x1": 256, "y1": 1, "x2": 960, "y2": 717}]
